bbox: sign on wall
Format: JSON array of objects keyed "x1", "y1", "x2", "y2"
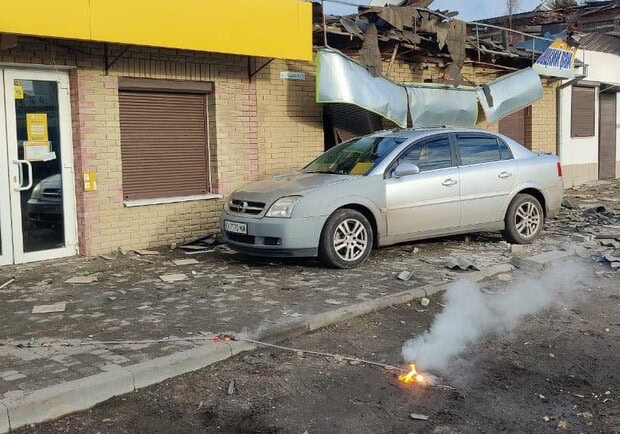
[{"x1": 533, "y1": 38, "x2": 578, "y2": 79}]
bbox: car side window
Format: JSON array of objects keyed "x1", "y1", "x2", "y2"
[
  {"x1": 399, "y1": 137, "x2": 453, "y2": 172},
  {"x1": 457, "y1": 136, "x2": 502, "y2": 165},
  {"x1": 498, "y1": 139, "x2": 514, "y2": 160}
]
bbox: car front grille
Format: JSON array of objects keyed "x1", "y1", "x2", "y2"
[
  {"x1": 228, "y1": 199, "x2": 265, "y2": 215},
  {"x1": 226, "y1": 232, "x2": 256, "y2": 244},
  {"x1": 42, "y1": 188, "x2": 62, "y2": 200}
]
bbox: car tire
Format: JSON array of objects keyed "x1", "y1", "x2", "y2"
[
  {"x1": 502, "y1": 193, "x2": 545, "y2": 244},
  {"x1": 319, "y1": 209, "x2": 373, "y2": 269}
]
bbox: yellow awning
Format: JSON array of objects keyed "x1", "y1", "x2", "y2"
[{"x1": 0, "y1": 0, "x2": 313, "y2": 61}]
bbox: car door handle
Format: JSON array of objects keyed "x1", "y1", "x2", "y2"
[
  {"x1": 498, "y1": 171, "x2": 513, "y2": 179},
  {"x1": 442, "y1": 178, "x2": 458, "y2": 187}
]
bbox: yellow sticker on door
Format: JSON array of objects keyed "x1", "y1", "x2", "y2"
[
  {"x1": 14, "y1": 81, "x2": 24, "y2": 99},
  {"x1": 26, "y1": 113, "x2": 49, "y2": 141}
]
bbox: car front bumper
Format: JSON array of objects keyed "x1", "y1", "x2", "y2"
[{"x1": 220, "y1": 211, "x2": 326, "y2": 257}]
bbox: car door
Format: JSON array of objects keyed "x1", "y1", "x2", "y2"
[
  {"x1": 384, "y1": 134, "x2": 460, "y2": 237},
  {"x1": 454, "y1": 133, "x2": 518, "y2": 226}
]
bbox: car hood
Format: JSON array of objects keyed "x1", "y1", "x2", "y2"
[{"x1": 232, "y1": 172, "x2": 356, "y2": 204}]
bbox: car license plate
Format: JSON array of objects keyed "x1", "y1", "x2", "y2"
[{"x1": 225, "y1": 221, "x2": 247, "y2": 234}]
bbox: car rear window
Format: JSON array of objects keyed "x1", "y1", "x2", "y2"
[{"x1": 457, "y1": 136, "x2": 502, "y2": 165}]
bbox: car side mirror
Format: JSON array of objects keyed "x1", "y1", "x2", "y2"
[{"x1": 394, "y1": 162, "x2": 420, "y2": 178}]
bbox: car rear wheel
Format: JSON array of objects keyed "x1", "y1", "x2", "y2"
[
  {"x1": 502, "y1": 193, "x2": 544, "y2": 244},
  {"x1": 319, "y1": 209, "x2": 373, "y2": 269}
]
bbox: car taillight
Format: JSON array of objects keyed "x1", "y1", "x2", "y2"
[{"x1": 556, "y1": 162, "x2": 563, "y2": 178}]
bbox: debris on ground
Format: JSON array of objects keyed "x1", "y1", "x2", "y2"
[
  {"x1": 397, "y1": 271, "x2": 413, "y2": 281},
  {"x1": 420, "y1": 297, "x2": 430, "y2": 307},
  {"x1": 445, "y1": 258, "x2": 480, "y2": 271},
  {"x1": 172, "y1": 259, "x2": 200, "y2": 266},
  {"x1": 0, "y1": 277, "x2": 15, "y2": 290},
  {"x1": 134, "y1": 249, "x2": 160, "y2": 256},
  {"x1": 179, "y1": 233, "x2": 219, "y2": 251},
  {"x1": 227, "y1": 379, "x2": 235, "y2": 395},
  {"x1": 577, "y1": 411, "x2": 593, "y2": 419},
  {"x1": 324, "y1": 299, "x2": 344, "y2": 306},
  {"x1": 159, "y1": 274, "x2": 189, "y2": 283},
  {"x1": 32, "y1": 302, "x2": 67, "y2": 314},
  {"x1": 65, "y1": 276, "x2": 98, "y2": 284},
  {"x1": 410, "y1": 413, "x2": 430, "y2": 421},
  {"x1": 600, "y1": 253, "x2": 620, "y2": 269},
  {"x1": 557, "y1": 420, "x2": 568, "y2": 430},
  {"x1": 99, "y1": 252, "x2": 118, "y2": 261},
  {"x1": 600, "y1": 240, "x2": 620, "y2": 249}
]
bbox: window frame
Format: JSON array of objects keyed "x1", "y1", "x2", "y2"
[
  {"x1": 451, "y1": 132, "x2": 514, "y2": 167},
  {"x1": 384, "y1": 133, "x2": 457, "y2": 178}
]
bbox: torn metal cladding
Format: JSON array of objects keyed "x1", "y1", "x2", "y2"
[
  {"x1": 477, "y1": 67, "x2": 544, "y2": 124},
  {"x1": 316, "y1": 48, "x2": 409, "y2": 128},
  {"x1": 406, "y1": 84, "x2": 478, "y2": 127}
]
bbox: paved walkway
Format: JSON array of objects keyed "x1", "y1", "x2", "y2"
[{"x1": 0, "y1": 180, "x2": 618, "y2": 402}]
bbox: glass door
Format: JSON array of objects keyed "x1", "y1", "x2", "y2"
[{"x1": 1, "y1": 68, "x2": 77, "y2": 264}]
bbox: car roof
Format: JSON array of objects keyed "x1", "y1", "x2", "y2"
[{"x1": 378, "y1": 127, "x2": 502, "y2": 139}]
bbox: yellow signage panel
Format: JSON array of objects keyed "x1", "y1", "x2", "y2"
[
  {"x1": 0, "y1": 0, "x2": 312, "y2": 61},
  {"x1": 0, "y1": 0, "x2": 91, "y2": 40}
]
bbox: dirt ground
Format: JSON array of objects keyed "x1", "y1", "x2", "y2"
[{"x1": 20, "y1": 260, "x2": 619, "y2": 434}]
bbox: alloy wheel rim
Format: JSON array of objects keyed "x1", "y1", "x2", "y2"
[
  {"x1": 333, "y1": 218, "x2": 368, "y2": 262},
  {"x1": 515, "y1": 201, "x2": 541, "y2": 239}
]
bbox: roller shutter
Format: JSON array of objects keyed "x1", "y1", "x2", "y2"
[
  {"x1": 499, "y1": 108, "x2": 528, "y2": 148},
  {"x1": 571, "y1": 86, "x2": 596, "y2": 138},
  {"x1": 119, "y1": 90, "x2": 209, "y2": 200}
]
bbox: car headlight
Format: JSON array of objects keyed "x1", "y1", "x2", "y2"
[
  {"x1": 31, "y1": 182, "x2": 42, "y2": 200},
  {"x1": 265, "y1": 196, "x2": 301, "y2": 218}
]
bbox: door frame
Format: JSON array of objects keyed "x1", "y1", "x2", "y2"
[
  {"x1": 1, "y1": 67, "x2": 78, "y2": 264},
  {"x1": 0, "y1": 70, "x2": 13, "y2": 266}
]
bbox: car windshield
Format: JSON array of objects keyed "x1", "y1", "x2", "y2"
[{"x1": 303, "y1": 135, "x2": 406, "y2": 175}]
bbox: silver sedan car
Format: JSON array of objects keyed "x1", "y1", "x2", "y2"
[{"x1": 220, "y1": 128, "x2": 563, "y2": 268}]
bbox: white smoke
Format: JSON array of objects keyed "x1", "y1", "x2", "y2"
[{"x1": 402, "y1": 261, "x2": 587, "y2": 373}]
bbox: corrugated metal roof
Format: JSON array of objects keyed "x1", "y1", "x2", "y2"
[{"x1": 577, "y1": 33, "x2": 620, "y2": 55}]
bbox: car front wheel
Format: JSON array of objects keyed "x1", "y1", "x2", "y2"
[
  {"x1": 319, "y1": 209, "x2": 373, "y2": 269},
  {"x1": 502, "y1": 193, "x2": 544, "y2": 244}
]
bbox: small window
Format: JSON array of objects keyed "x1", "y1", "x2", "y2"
[
  {"x1": 458, "y1": 136, "x2": 501, "y2": 165},
  {"x1": 399, "y1": 137, "x2": 453, "y2": 172},
  {"x1": 571, "y1": 86, "x2": 595, "y2": 138},
  {"x1": 498, "y1": 140, "x2": 514, "y2": 160}
]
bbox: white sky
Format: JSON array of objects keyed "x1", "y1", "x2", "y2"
[{"x1": 324, "y1": 0, "x2": 544, "y2": 20}]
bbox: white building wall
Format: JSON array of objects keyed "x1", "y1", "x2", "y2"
[{"x1": 558, "y1": 49, "x2": 620, "y2": 187}]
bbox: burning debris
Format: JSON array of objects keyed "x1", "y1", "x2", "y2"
[
  {"x1": 398, "y1": 364, "x2": 426, "y2": 384},
  {"x1": 402, "y1": 261, "x2": 586, "y2": 374}
]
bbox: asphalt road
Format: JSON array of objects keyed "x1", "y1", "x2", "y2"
[{"x1": 19, "y1": 262, "x2": 620, "y2": 434}]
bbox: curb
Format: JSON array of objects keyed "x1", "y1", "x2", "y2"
[{"x1": 0, "y1": 260, "x2": 540, "y2": 432}]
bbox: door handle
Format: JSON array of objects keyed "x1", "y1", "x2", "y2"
[
  {"x1": 442, "y1": 178, "x2": 458, "y2": 187},
  {"x1": 13, "y1": 160, "x2": 33, "y2": 191},
  {"x1": 498, "y1": 171, "x2": 513, "y2": 179}
]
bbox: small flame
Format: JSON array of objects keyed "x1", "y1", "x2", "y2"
[{"x1": 399, "y1": 364, "x2": 426, "y2": 384}]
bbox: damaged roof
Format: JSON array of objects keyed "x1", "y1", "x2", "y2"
[
  {"x1": 313, "y1": 2, "x2": 538, "y2": 84},
  {"x1": 576, "y1": 32, "x2": 620, "y2": 55}
]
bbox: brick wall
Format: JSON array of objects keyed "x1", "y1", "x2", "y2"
[
  {"x1": 530, "y1": 79, "x2": 559, "y2": 154},
  {"x1": 255, "y1": 59, "x2": 324, "y2": 178}
]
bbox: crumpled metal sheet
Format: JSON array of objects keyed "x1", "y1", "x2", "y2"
[
  {"x1": 360, "y1": 21, "x2": 382, "y2": 76},
  {"x1": 316, "y1": 48, "x2": 408, "y2": 128},
  {"x1": 477, "y1": 67, "x2": 543, "y2": 125},
  {"x1": 406, "y1": 85, "x2": 478, "y2": 127},
  {"x1": 359, "y1": 6, "x2": 414, "y2": 31},
  {"x1": 340, "y1": 17, "x2": 364, "y2": 39}
]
